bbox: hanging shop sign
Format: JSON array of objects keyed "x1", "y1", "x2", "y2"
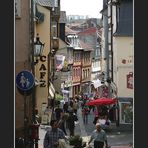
[
  {"x1": 127, "y1": 72, "x2": 133, "y2": 89},
  {"x1": 39, "y1": 55, "x2": 47, "y2": 87},
  {"x1": 55, "y1": 55, "x2": 65, "y2": 71}
]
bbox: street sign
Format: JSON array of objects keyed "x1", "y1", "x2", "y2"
[{"x1": 16, "y1": 70, "x2": 35, "y2": 91}]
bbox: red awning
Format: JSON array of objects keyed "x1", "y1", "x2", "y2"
[{"x1": 87, "y1": 98, "x2": 117, "y2": 106}]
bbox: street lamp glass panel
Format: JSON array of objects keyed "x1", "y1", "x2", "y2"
[
  {"x1": 34, "y1": 37, "x2": 44, "y2": 57},
  {"x1": 51, "y1": 21, "x2": 57, "y2": 38}
]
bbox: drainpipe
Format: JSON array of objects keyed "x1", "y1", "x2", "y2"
[
  {"x1": 102, "y1": 2, "x2": 111, "y2": 97},
  {"x1": 111, "y1": 0, "x2": 114, "y2": 81},
  {"x1": 30, "y1": 0, "x2": 35, "y2": 126},
  {"x1": 102, "y1": 6, "x2": 109, "y2": 80},
  {"x1": 30, "y1": 0, "x2": 39, "y2": 148}
]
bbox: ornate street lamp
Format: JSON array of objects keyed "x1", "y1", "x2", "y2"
[
  {"x1": 31, "y1": 34, "x2": 44, "y2": 148},
  {"x1": 34, "y1": 33, "x2": 44, "y2": 57}
]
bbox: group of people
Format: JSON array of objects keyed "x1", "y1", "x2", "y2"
[
  {"x1": 43, "y1": 96, "x2": 111, "y2": 148},
  {"x1": 53, "y1": 99, "x2": 79, "y2": 137},
  {"x1": 43, "y1": 99, "x2": 79, "y2": 148},
  {"x1": 43, "y1": 119, "x2": 109, "y2": 148},
  {"x1": 92, "y1": 106, "x2": 112, "y2": 131}
]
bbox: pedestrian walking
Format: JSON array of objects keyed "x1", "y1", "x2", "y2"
[
  {"x1": 43, "y1": 119, "x2": 66, "y2": 148},
  {"x1": 63, "y1": 102, "x2": 68, "y2": 113},
  {"x1": 93, "y1": 107, "x2": 100, "y2": 125},
  {"x1": 82, "y1": 105, "x2": 89, "y2": 124},
  {"x1": 67, "y1": 110, "x2": 77, "y2": 136},
  {"x1": 73, "y1": 100, "x2": 79, "y2": 115},
  {"x1": 87, "y1": 123, "x2": 109, "y2": 148},
  {"x1": 57, "y1": 113, "x2": 68, "y2": 135},
  {"x1": 54, "y1": 105, "x2": 63, "y2": 121}
]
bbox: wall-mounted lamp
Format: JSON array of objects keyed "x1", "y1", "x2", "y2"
[
  {"x1": 34, "y1": 34, "x2": 45, "y2": 65},
  {"x1": 50, "y1": 48, "x2": 57, "y2": 57}
]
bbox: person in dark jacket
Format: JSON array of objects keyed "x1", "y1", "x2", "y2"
[
  {"x1": 54, "y1": 105, "x2": 63, "y2": 121},
  {"x1": 67, "y1": 111, "x2": 77, "y2": 136},
  {"x1": 57, "y1": 113, "x2": 68, "y2": 135},
  {"x1": 63, "y1": 102, "x2": 68, "y2": 113}
]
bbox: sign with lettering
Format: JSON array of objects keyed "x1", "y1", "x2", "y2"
[{"x1": 39, "y1": 55, "x2": 47, "y2": 87}]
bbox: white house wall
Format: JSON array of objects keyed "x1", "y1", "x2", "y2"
[
  {"x1": 112, "y1": 5, "x2": 117, "y2": 34},
  {"x1": 113, "y1": 37, "x2": 133, "y2": 97}
]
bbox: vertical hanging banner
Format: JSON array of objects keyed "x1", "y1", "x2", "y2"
[
  {"x1": 55, "y1": 55, "x2": 65, "y2": 71},
  {"x1": 127, "y1": 72, "x2": 133, "y2": 89}
]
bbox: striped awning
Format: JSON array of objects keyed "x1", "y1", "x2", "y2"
[{"x1": 48, "y1": 82, "x2": 55, "y2": 99}]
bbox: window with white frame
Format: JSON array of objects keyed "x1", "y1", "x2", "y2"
[
  {"x1": 120, "y1": 102, "x2": 133, "y2": 124},
  {"x1": 15, "y1": 0, "x2": 21, "y2": 18}
]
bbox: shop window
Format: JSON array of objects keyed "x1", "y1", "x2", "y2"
[{"x1": 120, "y1": 102, "x2": 133, "y2": 124}]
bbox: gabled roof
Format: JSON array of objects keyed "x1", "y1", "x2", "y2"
[
  {"x1": 78, "y1": 27, "x2": 97, "y2": 35},
  {"x1": 79, "y1": 40, "x2": 94, "y2": 51},
  {"x1": 65, "y1": 26, "x2": 77, "y2": 35},
  {"x1": 114, "y1": 0, "x2": 133, "y2": 36}
]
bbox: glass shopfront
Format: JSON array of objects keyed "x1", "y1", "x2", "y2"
[{"x1": 120, "y1": 102, "x2": 133, "y2": 124}]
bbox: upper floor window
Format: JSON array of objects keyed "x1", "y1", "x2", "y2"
[
  {"x1": 88, "y1": 69, "x2": 90, "y2": 77},
  {"x1": 15, "y1": 0, "x2": 21, "y2": 18}
]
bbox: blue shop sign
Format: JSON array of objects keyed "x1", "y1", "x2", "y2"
[{"x1": 16, "y1": 70, "x2": 35, "y2": 91}]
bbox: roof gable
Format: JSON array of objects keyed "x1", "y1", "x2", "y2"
[{"x1": 65, "y1": 26, "x2": 77, "y2": 35}]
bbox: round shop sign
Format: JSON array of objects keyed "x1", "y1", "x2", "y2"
[{"x1": 16, "y1": 70, "x2": 35, "y2": 91}]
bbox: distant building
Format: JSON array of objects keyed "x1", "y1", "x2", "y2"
[
  {"x1": 15, "y1": 0, "x2": 33, "y2": 138},
  {"x1": 78, "y1": 27, "x2": 102, "y2": 92}
]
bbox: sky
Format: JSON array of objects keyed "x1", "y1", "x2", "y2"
[{"x1": 60, "y1": 0, "x2": 103, "y2": 18}]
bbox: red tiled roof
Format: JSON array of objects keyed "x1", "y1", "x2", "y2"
[{"x1": 78, "y1": 27, "x2": 97, "y2": 35}]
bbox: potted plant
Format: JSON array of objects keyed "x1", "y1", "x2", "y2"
[{"x1": 69, "y1": 134, "x2": 85, "y2": 148}]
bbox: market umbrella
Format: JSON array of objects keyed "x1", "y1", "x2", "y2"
[{"x1": 87, "y1": 98, "x2": 117, "y2": 106}]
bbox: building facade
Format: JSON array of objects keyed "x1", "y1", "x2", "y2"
[
  {"x1": 78, "y1": 27, "x2": 102, "y2": 94},
  {"x1": 34, "y1": 2, "x2": 51, "y2": 119},
  {"x1": 15, "y1": 0, "x2": 33, "y2": 138},
  {"x1": 101, "y1": 0, "x2": 133, "y2": 124}
]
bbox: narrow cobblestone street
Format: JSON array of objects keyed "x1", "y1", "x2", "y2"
[{"x1": 38, "y1": 107, "x2": 133, "y2": 148}]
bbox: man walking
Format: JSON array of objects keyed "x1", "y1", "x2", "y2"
[
  {"x1": 67, "y1": 110, "x2": 77, "y2": 136},
  {"x1": 88, "y1": 123, "x2": 109, "y2": 148},
  {"x1": 43, "y1": 120, "x2": 66, "y2": 148}
]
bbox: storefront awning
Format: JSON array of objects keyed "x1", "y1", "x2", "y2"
[{"x1": 48, "y1": 82, "x2": 55, "y2": 99}]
